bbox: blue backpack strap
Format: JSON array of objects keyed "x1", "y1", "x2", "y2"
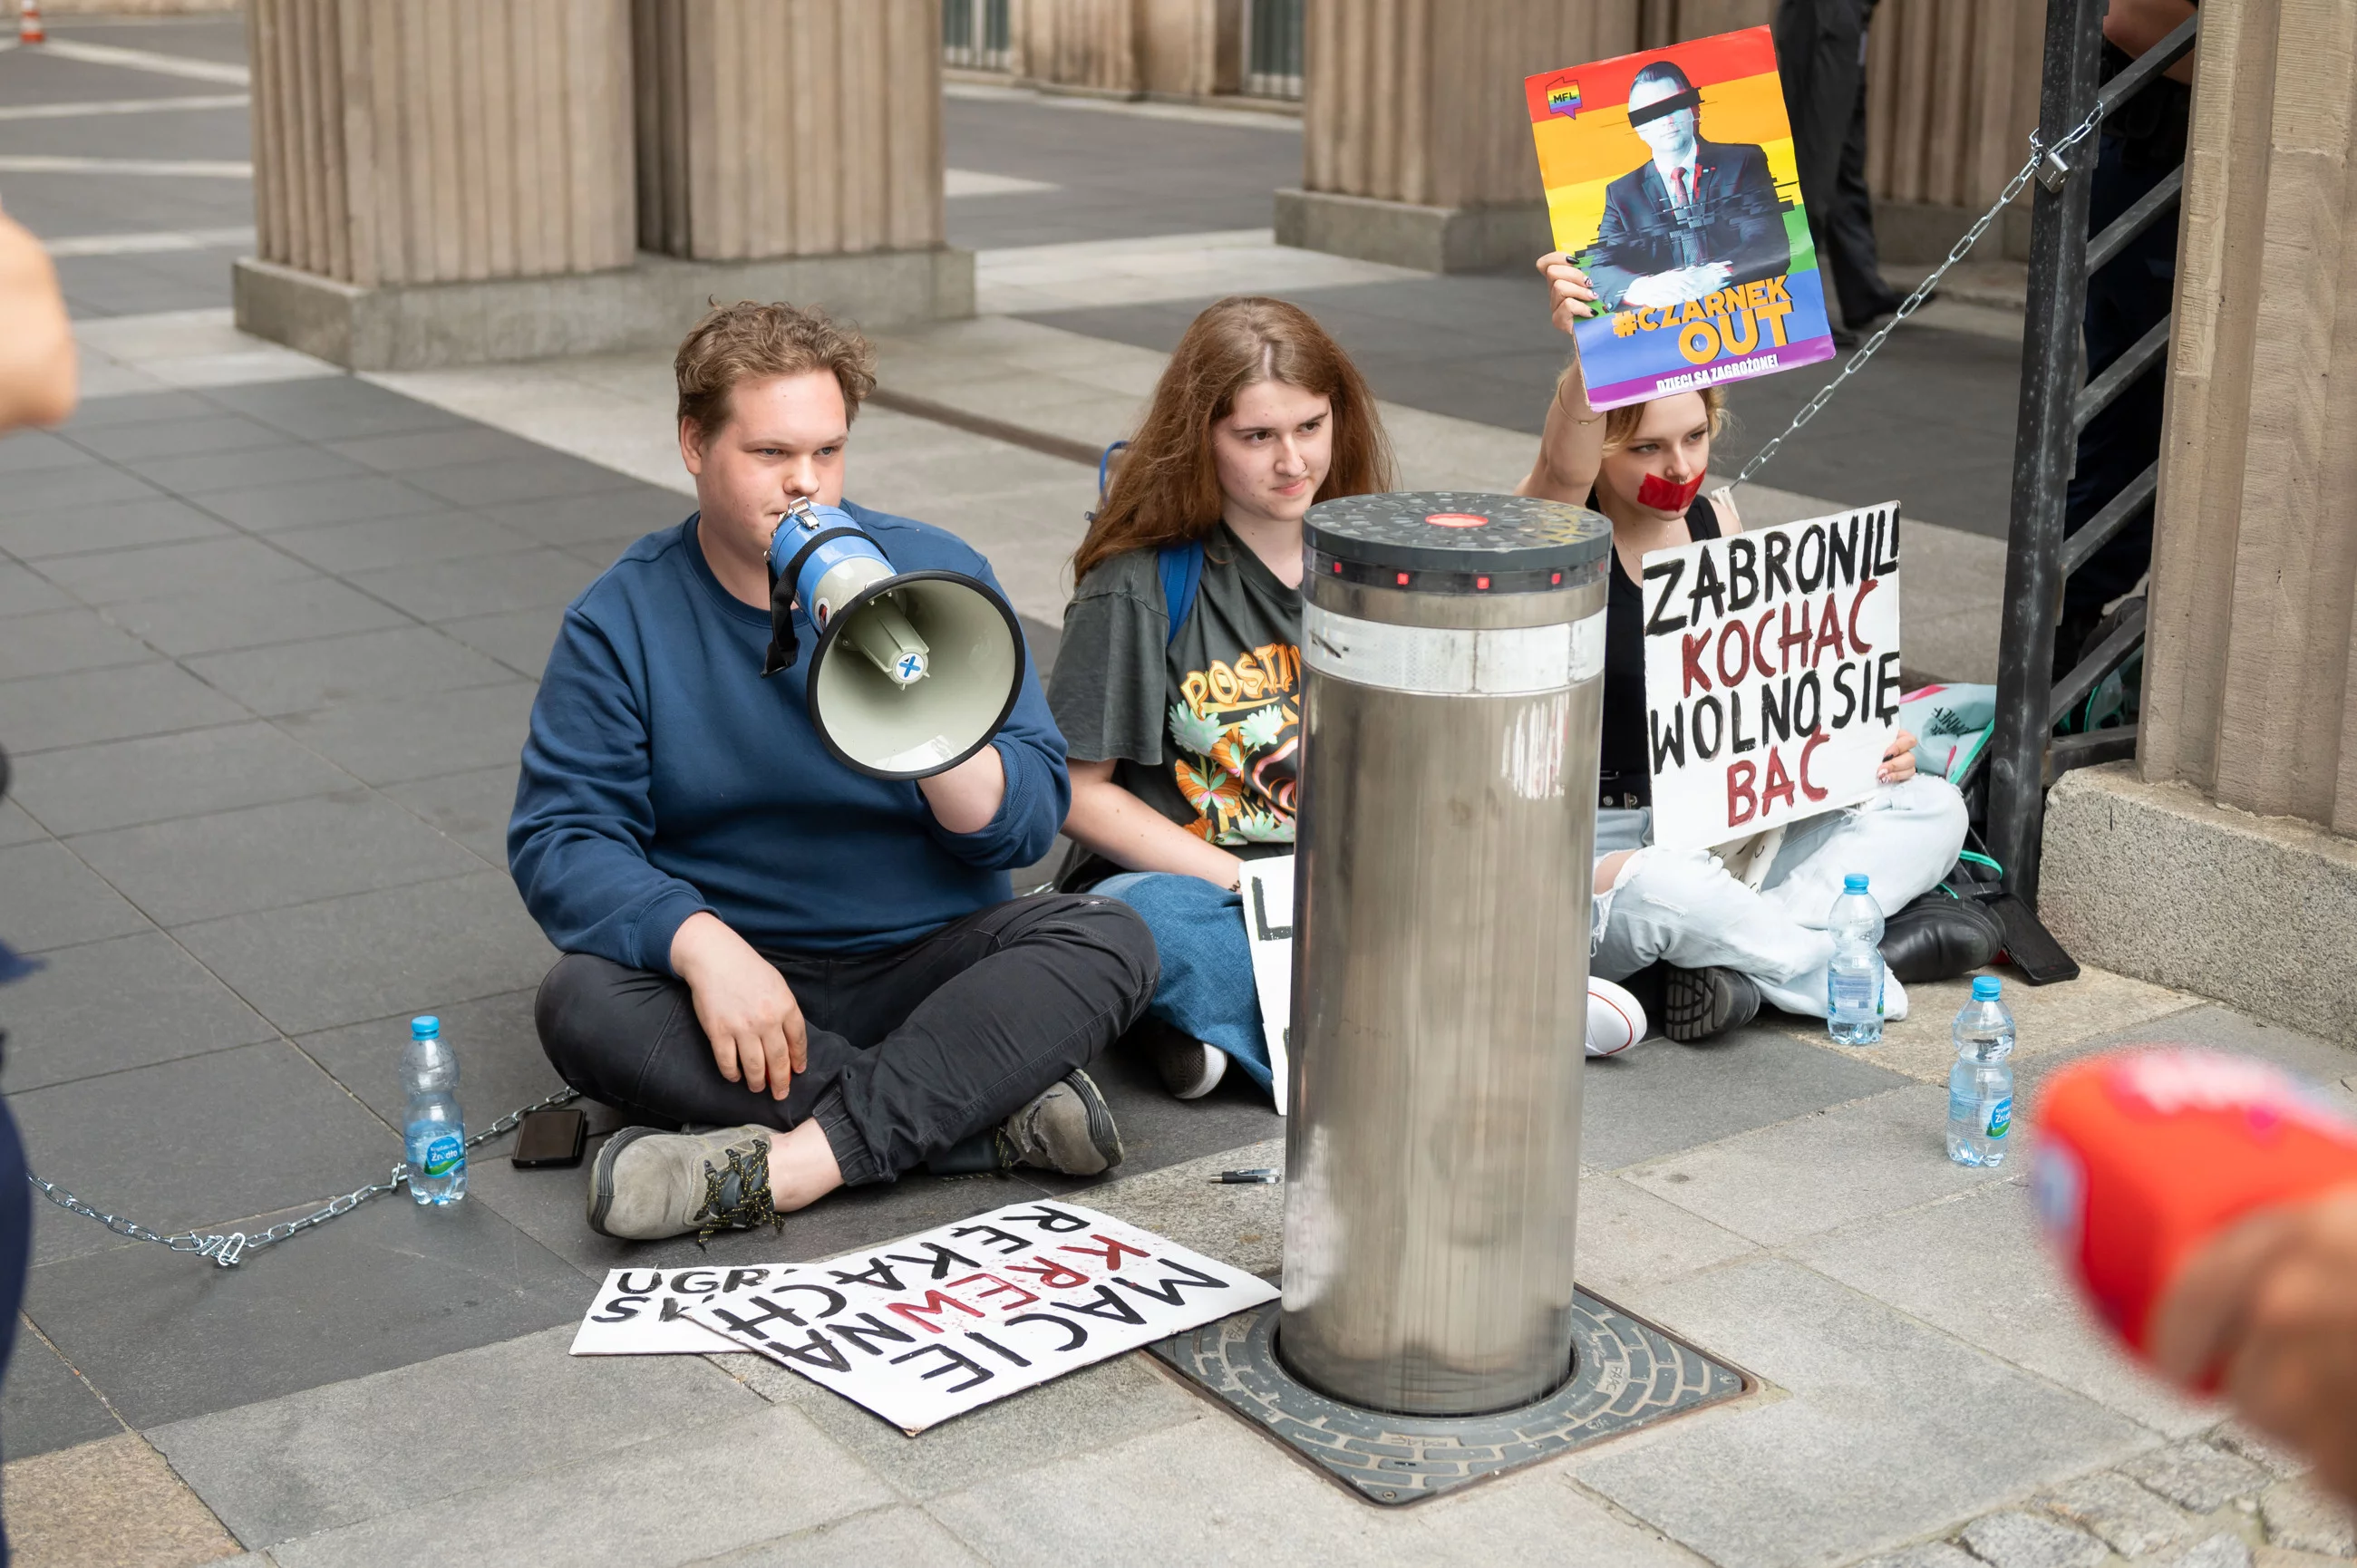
[{"x1": 1157, "y1": 538, "x2": 1205, "y2": 646}]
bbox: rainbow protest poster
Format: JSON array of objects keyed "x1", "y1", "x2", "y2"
[{"x1": 1525, "y1": 27, "x2": 1834, "y2": 411}]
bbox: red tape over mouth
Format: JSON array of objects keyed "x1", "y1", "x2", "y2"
[{"x1": 1637, "y1": 470, "x2": 1707, "y2": 513}]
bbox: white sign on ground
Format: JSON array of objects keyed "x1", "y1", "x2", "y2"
[
  {"x1": 1642, "y1": 502, "x2": 1904, "y2": 852},
  {"x1": 1239, "y1": 854, "x2": 1295, "y2": 1116},
  {"x1": 570, "y1": 1263, "x2": 810, "y2": 1355},
  {"x1": 684, "y1": 1201, "x2": 1276, "y2": 1434}
]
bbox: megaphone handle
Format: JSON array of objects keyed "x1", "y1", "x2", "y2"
[{"x1": 761, "y1": 557, "x2": 800, "y2": 677}]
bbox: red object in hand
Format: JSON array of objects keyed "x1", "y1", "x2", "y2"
[{"x1": 2034, "y1": 1048, "x2": 2357, "y2": 1366}]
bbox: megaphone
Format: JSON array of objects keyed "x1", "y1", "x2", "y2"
[{"x1": 762, "y1": 496, "x2": 1026, "y2": 779}]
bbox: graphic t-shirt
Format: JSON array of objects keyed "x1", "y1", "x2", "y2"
[{"x1": 1049, "y1": 524, "x2": 1301, "y2": 858}]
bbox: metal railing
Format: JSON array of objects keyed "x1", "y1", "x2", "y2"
[{"x1": 1979, "y1": 0, "x2": 2197, "y2": 905}]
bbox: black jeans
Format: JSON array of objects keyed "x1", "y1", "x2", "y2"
[{"x1": 535, "y1": 894, "x2": 1157, "y2": 1186}]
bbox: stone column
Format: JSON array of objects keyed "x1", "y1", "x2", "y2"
[
  {"x1": 238, "y1": 0, "x2": 637, "y2": 366},
  {"x1": 1278, "y1": 0, "x2": 1640, "y2": 272},
  {"x1": 2040, "y1": 0, "x2": 2357, "y2": 1046},
  {"x1": 238, "y1": 0, "x2": 970, "y2": 373}
]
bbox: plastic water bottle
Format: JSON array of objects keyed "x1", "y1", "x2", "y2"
[
  {"x1": 403, "y1": 1015, "x2": 467, "y2": 1205},
  {"x1": 1826, "y1": 873, "x2": 1887, "y2": 1045},
  {"x1": 1947, "y1": 977, "x2": 2016, "y2": 1167}
]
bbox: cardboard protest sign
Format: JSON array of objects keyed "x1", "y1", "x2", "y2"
[
  {"x1": 1524, "y1": 27, "x2": 1836, "y2": 411},
  {"x1": 1239, "y1": 854, "x2": 1295, "y2": 1116},
  {"x1": 570, "y1": 1263, "x2": 809, "y2": 1355},
  {"x1": 1642, "y1": 502, "x2": 1902, "y2": 851},
  {"x1": 685, "y1": 1201, "x2": 1276, "y2": 1434}
]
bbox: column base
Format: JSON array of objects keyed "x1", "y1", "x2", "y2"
[
  {"x1": 233, "y1": 247, "x2": 975, "y2": 372},
  {"x1": 1275, "y1": 188, "x2": 1553, "y2": 274},
  {"x1": 2040, "y1": 763, "x2": 2357, "y2": 1048}
]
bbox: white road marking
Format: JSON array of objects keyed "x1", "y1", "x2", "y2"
[
  {"x1": 0, "y1": 92, "x2": 247, "y2": 121},
  {"x1": 42, "y1": 225, "x2": 254, "y2": 256},
  {"x1": 944, "y1": 168, "x2": 1057, "y2": 198},
  {"x1": 0, "y1": 154, "x2": 249, "y2": 177},
  {"x1": 27, "y1": 37, "x2": 251, "y2": 85}
]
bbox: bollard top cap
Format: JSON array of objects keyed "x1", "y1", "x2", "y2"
[{"x1": 1305, "y1": 491, "x2": 1609, "y2": 588}]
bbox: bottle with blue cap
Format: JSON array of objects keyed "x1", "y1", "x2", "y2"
[
  {"x1": 1947, "y1": 976, "x2": 2015, "y2": 1167},
  {"x1": 402, "y1": 1015, "x2": 467, "y2": 1205},
  {"x1": 1826, "y1": 873, "x2": 1887, "y2": 1045}
]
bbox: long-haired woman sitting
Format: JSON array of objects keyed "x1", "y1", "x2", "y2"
[{"x1": 1518, "y1": 252, "x2": 1973, "y2": 1040}]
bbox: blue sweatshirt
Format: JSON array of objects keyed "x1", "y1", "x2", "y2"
[{"x1": 509, "y1": 505, "x2": 1066, "y2": 970}]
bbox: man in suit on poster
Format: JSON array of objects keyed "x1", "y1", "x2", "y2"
[{"x1": 1583, "y1": 60, "x2": 1792, "y2": 313}]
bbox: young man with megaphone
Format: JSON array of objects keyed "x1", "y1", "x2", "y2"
[{"x1": 511, "y1": 302, "x2": 1159, "y2": 1244}]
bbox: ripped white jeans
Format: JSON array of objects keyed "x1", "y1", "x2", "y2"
[{"x1": 1590, "y1": 777, "x2": 1970, "y2": 1021}]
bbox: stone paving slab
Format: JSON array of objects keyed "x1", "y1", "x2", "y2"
[
  {"x1": 0, "y1": 1430, "x2": 242, "y2": 1568},
  {"x1": 0, "y1": 659, "x2": 250, "y2": 751},
  {"x1": 1759, "y1": 964, "x2": 2207, "y2": 1085},
  {"x1": 0, "y1": 837, "x2": 150, "y2": 952},
  {"x1": 1623, "y1": 1083, "x2": 2013, "y2": 1249},
  {"x1": 17, "y1": 1041, "x2": 396, "y2": 1267},
  {"x1": 267, "y1": 682, "x2": 541, "y2": 788},
  {"x1": 292, "y1": 989, "x2": 559, "y2": 1137},
  {"x1": 147, "y1": 1325, "x2": 764, "y2": 1548},
  {"x1": 27, "y1": 1191, "x2": 584, "y2": 1436},
  {"x1": 0, "y1": 491, "x2": 232, "y2": 558},
  {"x1": 694, "y1": 1505, "x2": 989, "y2": 1568},
  {"x1": 1790, "y1": 1180, "x2": 2217, "y2": 1438},
  {"x1": 169, "y1": 869, "x2": 556, "y2": 1037},
  {"x1": 180, "y1": 625, "x2": 517, "y2": 717},
  {"x1": 4, "y1": 721, "x2": 355, "y2": 835},
  {"x1": 718, "y1": 1341, "x2": 1205, "y2": 1506},
  {"x1": 0, "y1": 1328, "x2": 123, "y2": 1464},
  {"x1": 1584, "y1": 1256, "x2": 2151, "y2": 1568},
  {"x1": 378, "y1": 763, "x2": 526, "y2": 862},
  {"x1": 1583, "y1": 1027, "x2": 1913, "y2": 1172},
  {"x1": 0, "y1": 930, "x2": 274, "y2": 1094},
  {"x1": 266, "y1": 1403, "x2": 893, "y2": 1568},
  {"x1": 68, "y1": 790, "x2": 486, "y2": 924}
]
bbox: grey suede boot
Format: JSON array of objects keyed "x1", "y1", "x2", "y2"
[
  {"x1": 587, "y1": 1124, "x2": 782, "y2": 1242},
  {"x1": 995, "y1": 1069, "x2": 1124, "y2": 1176}
]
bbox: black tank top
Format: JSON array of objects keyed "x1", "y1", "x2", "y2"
[{"x1": 1597, "y1": 491, "x2": 1722, "y2": 809}]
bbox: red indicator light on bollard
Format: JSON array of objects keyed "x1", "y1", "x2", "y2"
[
  {"x1": 1424, "y1": 512, "x2": 1489, "y2": 528},
  {"x1": 1477, "y1": 576, "x2": 1490, "y2": 591},
  {"x1": 1551, "y1": 572, "x2": 1562, "y2": 585},
  {"x1": 1395, "y1": 571, "x2": 1411, "y2": 586}
]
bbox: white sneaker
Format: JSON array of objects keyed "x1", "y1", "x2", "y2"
[
  {"x1": 1586, "y1": 975, "x2": 1646, "y2": 1057},
  {"x1": 1152, "y1": 1029, "x2": 1228, "y2": 1099}
]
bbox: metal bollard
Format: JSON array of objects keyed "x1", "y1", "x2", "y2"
[{"x1": 1278, "y1": 492, "x2": 1611, "y2": 1416}]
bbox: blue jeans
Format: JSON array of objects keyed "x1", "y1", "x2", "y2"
[{"x1": 1091, "y1": 872, "x2": 1275, "y2": 1094}]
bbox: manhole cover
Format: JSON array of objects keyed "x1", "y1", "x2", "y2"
[{"x1": 1149, "y1": 1290, "x2": 1747, "y2": 1506}]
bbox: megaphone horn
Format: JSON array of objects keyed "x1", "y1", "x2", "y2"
[{"x1": 763, "y1": 498, "x2": 1026, "y2": 781}]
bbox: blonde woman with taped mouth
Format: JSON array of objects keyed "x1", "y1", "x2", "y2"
[{"x1": 1517, "y1": 252, "x2": 1983, "y2": 1043}]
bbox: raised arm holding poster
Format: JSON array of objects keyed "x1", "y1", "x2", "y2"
[
  {"x1": 1525, "y1": 27, "x2": 1837, "y2": 411},
  {"x1": 1643, "y1": 502, "x2": 1902, "y2": 853}
]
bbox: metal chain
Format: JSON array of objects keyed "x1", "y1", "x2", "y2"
[
  {"x1": 24, "y1": 1087, "x2": 582, "y2": 1269},
  {"x1": 1725, "y1": 101, "x2": 2108, "y2": 495}
]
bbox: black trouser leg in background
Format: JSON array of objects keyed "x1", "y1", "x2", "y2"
[
  {"x1": 1823, "y1": 73, "x2": 1901, "y2": 326},
  {"x1": 535, "y1": 894, "x2": 1156, "y2": 1186},
  {"x1": 2061, "y1": 133, "x2": 2178, "y2": 640}
]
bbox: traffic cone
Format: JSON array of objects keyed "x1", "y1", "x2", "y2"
[{"x1": 18, "y1": 1, "x2": 44, "y2": 45}]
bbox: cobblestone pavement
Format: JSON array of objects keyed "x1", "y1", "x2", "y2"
[{"x1": 2, "y1": 16, "x2": 2352, "y2": 1568}]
